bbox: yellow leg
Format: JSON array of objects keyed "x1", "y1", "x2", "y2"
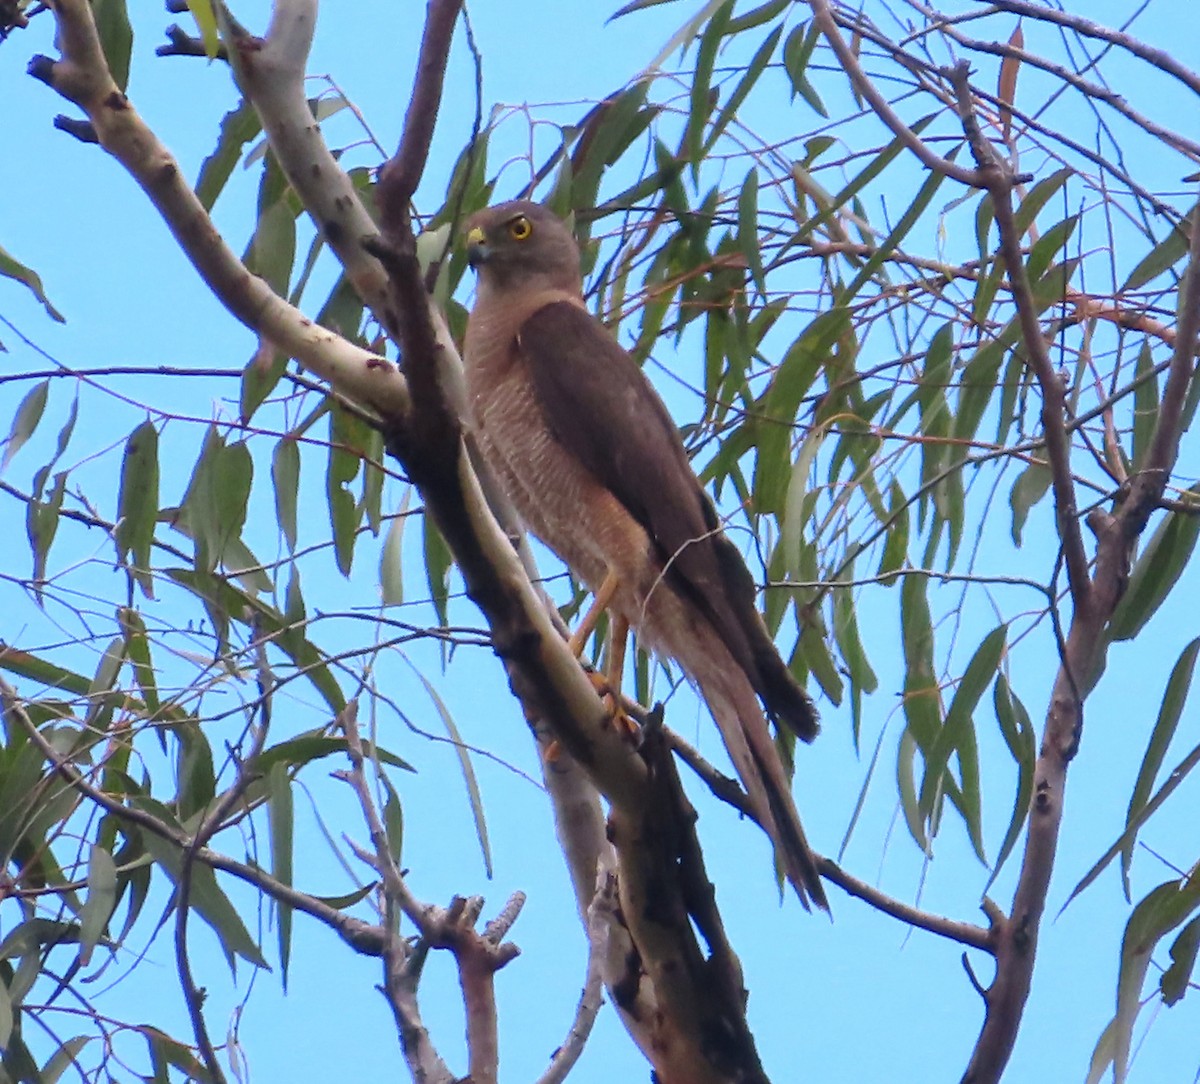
[
  {"x1": 567, "y1": 569, "x2": 621, "y2": 657},
  {"x1": 603, "y1": 614, "x2": 639, "y2": 737},
  {"x1": 605, "y1": 613, "x2": 629, "y2": 702}
]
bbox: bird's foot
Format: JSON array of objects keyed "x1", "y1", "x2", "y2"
[{"x1": 586, "y1": 670, "x2": 641, "y2": 740}]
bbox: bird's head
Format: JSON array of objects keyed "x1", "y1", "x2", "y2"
[{"x1": 464, "y1": 200, "x2": 583, "y2": 297}]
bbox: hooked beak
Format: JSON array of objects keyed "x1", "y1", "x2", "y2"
[{"x1": 465, "y1": 225, "x2": 488, "y2": 269}]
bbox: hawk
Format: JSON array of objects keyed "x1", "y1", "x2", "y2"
[{"x1": 463, "y1": 200, "x2": 826, "y2": 910}]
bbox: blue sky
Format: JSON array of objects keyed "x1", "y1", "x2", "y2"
[{"x1": 3, "y1": 2, "x2": 1200, "y2": 1082}]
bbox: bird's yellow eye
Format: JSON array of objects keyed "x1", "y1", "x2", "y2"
[{"x1": 509, "y1": 215, "x2": 533, "y2": 241}]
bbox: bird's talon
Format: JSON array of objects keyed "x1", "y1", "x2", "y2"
[{"x1": 605, "y1": 696, "x2": 641, "y2": 740}]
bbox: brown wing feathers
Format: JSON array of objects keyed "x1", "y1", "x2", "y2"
[{"x1": 518, "y1": 301, "x2": 819, "y2": 741}]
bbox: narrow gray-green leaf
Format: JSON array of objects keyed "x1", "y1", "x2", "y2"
[
  {"x1": 1009, "y1": 460, "x2": 1051, "y2": 545},
  {"x1": 1130, "y1": 339, "x2": 1159, "y2": 470},
  {"x1": 78, "y1": 845, "x2": 118, "y2": 966},
  {"x1": 3, "y1": 380, "x2": 49, "y2": 472},
  {"x1": 380, "y1": 495, "x2": 410, "y2": 607},
  {"x1": 1110, "y1": 493, "x2": 1200, "y2": 640},
  {"x1": 1121, "y1": 637, "x2": 1200, "y2": 894},
  {"x1": 1161, "y1": 916, "x2": 1200, "y2": 1005},
  {"x1": 92, "y1": 0, "x2": 132, "y2": 91},
  {"x1": 267, "y1": 761, "x2": 294, "y2": 990},
  {"x1": 0, "y1": 246, "x2": 63, "y2": 322},
  {"x1": 1122, "y1": 207, "x2": 1194, "y2": 291},
  {"x1": 0, "y1": 970, "x2": 12, "y2": 1048},
  {"x1": 196, "y1": 99, "x2": 264, "y2": 212},
  {"x1": 411, "y1": 668, "x2": 491, "y2": 877},
  {"x1": 1101, "y1": 879, "x2": 1200, "y2": 1083},
  {"x1": 271, "y1": 436, "x2": 300, "y2": 553},
  {"x1": 115, "y1": 420, "x2": 159, "y2": 597},
  {"x1": 41, "y1": 1035, "x2": 91, "y2": 1084},
  {"x1": 988, "y1": 673, "x2": 1034, "y2": 891},
  {"x1": 140, "y1": 830, "x2": 269, "y2": 972}
]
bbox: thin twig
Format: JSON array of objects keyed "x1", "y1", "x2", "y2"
[
  {"x1": 818, "y1": 858, "x2": 993, "y2": 951},
  {"x1": 947, "y1": 61, "x2": 1092, "y2": 614},
  {"x1": 0, "y1": 677, "x2": 386, "y2": 956},
  {"x1": 532, "y1": 873, "x2": 609, "y2": 1084},
  {"x1": 805, "y1": 0, "x2": 983, "y2": 188}
]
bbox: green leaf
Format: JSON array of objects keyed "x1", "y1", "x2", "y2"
[
  {"x1": 0, "y1": 970, "x2": 12, "y2": 1049},
  {"x1": 140, "y1": 822, "x2": 269, "y2": 972},
  {"x1": 314, "y1": 884, "x2": 375, "y2": 910},
  {"x1": 1110, "y1": 491, "x2": 1200, "y2": 640},
  {"x1": 381, "y1": 775, "x2": 405, "y2": 864},
  {"x1": 78, "y1": 845, "x2": 118, "y2": 966},
  {"x1": 120, "y1": 607, "x2": 160, "y2": 716},
  {"x1": 423, "y1": 513, "x2": 453, "y2": 629},
  {"x1": 1130, "y1": 339, "x2": 1159, "y2": 470},
  {"x1": 1091, "y1": 878, "x2": 1200, "y2": 1084},
  {"x1": 988, "y1": 673, "x2": 1035, "y2": 891},
  {"x1": 271, "y1": 436, "x2": 301, "y2": 553},
  {"x1": 253, "y1": 732, "x2": 414, "y2": 775},
  {"x1": 41, "y1": 1036, "x2": 91, "y2": 1084},
  {"x1": 241, "y1": 342, "x2": 288, "y2": 424},
  {"x1": 726, "y1": 0, "x2": 789, "y2": 33},
  {"x1": 1008, "y1": 460, "x2": 1052, "y2": 545},
  {"x1": 84, "y1": 636, "x2": 126, "y2": 733},
  {"x1": 1122, "y1": 206, "x2": 1195, "y2": 291},
  {"x1": 1121, "y1": 637, "x2": 1200, "y2": 894},
  {"x1": 877, "y1": 479, "x2": 909, "y2": 583},
  {"x1": 1012, "y1": 167, "x2": 1073, "y2": 237},
  {"x1": 0, "y1": 648, "x2": 90, "y2": 696},
  {"x1": 195, "y1": 435, "x2": 253, "y2": 572},
  {"x1": 176, "y1": 724, "x2": 216, "y2": 822},
  {"x1": 249, "y1": 196, "x2": 297, "y2": 299},
  {"x1": 737, "y1": 169, "x2": 765, "y2": 296},
  {"x1": 832, "y1": 570, "x2": 878, "y2": 699},
  {"x1": 115, "y1": 420, "x2": 160, "y2": 597},
  {"x1": 196, "y1": 99, "x2": 263, "y2": 212},
  {"x1": 267, "y1": 761, "x2": 294, "y2": 990},
  {"x1": 924, "y1": 626, "x2": 1006, "y2": 860},
  {"x1": 380, "y1": 495, "x2": 409, "y2": 607},
  {"x1": 782, "y1": 21, "x2": 827, "y2": 116},
  {"x1": 27, "y1": 469, "x2": 66, "y2": 603},
  {"x1": 684, "y1": 0, "x2": 732, "y2": 179},
  {"x1": 411, "y1": 668, "x2": 491, "y2": 877},
  {"x1": 139, "y1": 1024, "x2": 216, "y2": 1084},
  {"x1": 1161, "y1": 916, "x2": 1200, "y2": 1005},
  {"x1": 900, "y1": 570, "x2": 940, "y2": 751},
  {"x1": 569, "y1": 85, "x2": 652, "y2": 213},
  {"x1": 0, "y1": 245, "x2": 63, "y2": 322},
  {"x1": 704, "y1": 25, "x2": 782, "y2": 156},
  {"x1": 2, "y1": 380, "x2": 49, "y2": 472},
  {"x1": 798, "y1": 618, "x2": 843, "y2": 706},
  {"x1": 1025, "y1": 215, "x2": 1078, "y2": 284},
  {"x1": 92, "y1": 0, "x2": 133, "y2": 91},
  {"x1": 327, "y1": 407, "x2": 367, "y2": 577},
  {"x1": 896, "y1": 729, "x2": 930, "y2": 856}
]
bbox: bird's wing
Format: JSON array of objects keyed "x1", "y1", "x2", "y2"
[
  {"x1": 517, "y1": 300, "x2": 819, "y2": 742},
  {"x1": 517, "y1": 301, "x2": 725, "y2": 593}
]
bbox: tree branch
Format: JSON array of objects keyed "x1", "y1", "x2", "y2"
[
  {"x1": 948, "y1": 61, "x2": 1092, "y2": 614},
  {"x1": 0, "y1": 677, "x2": 387, "y2": 958},
  {"x1": 819, "y1": 859, "x2": 993, "y2": 951},
  {"x1": 804, "y1": 0, "x2": 983, "y2": 188},
  {"x1": 31, "y1": 0, "x2": 407, "y2": 420},
  {"x1": 338, "y1": 702, "x2": 520, "y2": 1084},
  {"x1": 985, "y1": 0, "x2": 1200, "y2": 98}
]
